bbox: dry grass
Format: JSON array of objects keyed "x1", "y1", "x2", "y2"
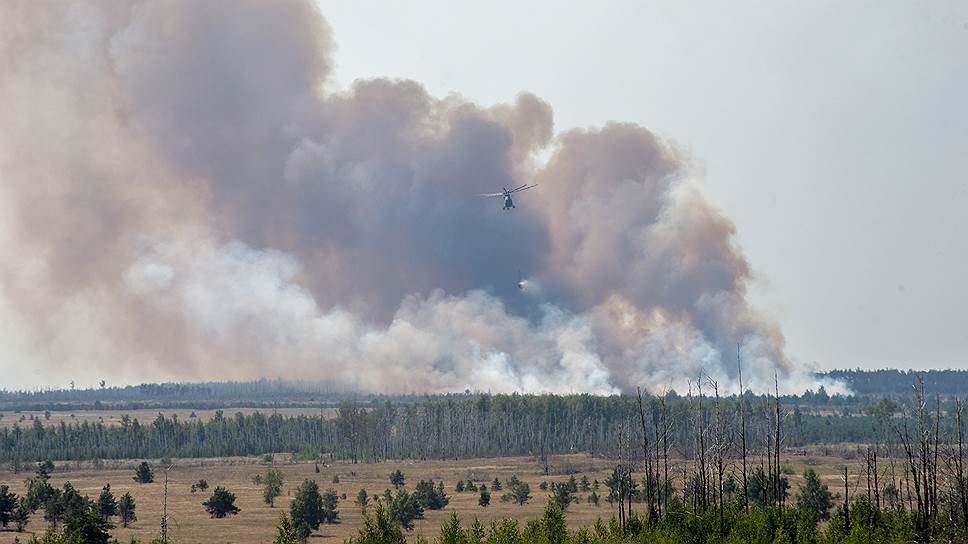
[{"x1": 0, "y1": 453, "x2": 876, "y2": 543}]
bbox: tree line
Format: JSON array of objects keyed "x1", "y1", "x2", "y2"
[
  {"x1": 6, "y1": 369, "x2": 968, "y2": 411},
  {"x1": 3, "y1": 389, "x2": 967, "y2": 464}
]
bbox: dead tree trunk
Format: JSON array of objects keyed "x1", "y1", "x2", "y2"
[
  {"x1": 637, "y1": 388, "x2": 655, "y2": 521},
  {"x1": 957, "y1": 399, "x2": 968, "y2": 535},
  {"x1": 661, "y1": 394, "x2": 670, "y2": 515},
  {"x1": 774, "y1": 371, "x2": 782, "y2": 509},
  {"x1": 697, "y1": 377, "x2": 708, "y2": 511},
  {"x1": 738, "y1": 344, "x2": 749, "y2": 512},
  {"x1": 843, "y1": 466, "x2": 851, "y2": 534}
]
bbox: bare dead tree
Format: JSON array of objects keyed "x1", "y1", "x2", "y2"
[
  {"x1": 711, "y1": 380, "x2": 731, "y2": 536},
  {"x1": 774, "y1": 371, "x2": 782, "y2": 509},
  {"x1": 660, "y1": 391, "x2": 671, "y2": 515},
  {"x1": 738, "y1": 343, "x2": 749, "y2": 512},
  {"x1": 957, "y1": 399, "x2": 968, "y2": 534},
  {"x1": 652, "y1": 401, "x2": 662, "y2": 519},
  {"x1": 696, "y1": 376, "x2": 709, "y2": 511},
  {"x1": 616, "y1": 423, "x2": 626, "y2": 531},
  {"x1": 931, "y1": 393, "x2": 941, "y2": 532},
  {"x1": 626, "y1": 417, "x2": 634, "y2": 524},
  {"x1": 637, "y1": 387, "x2": 655, "y2": 521},
  {"x1": 866, "y1": 446, "x2": 872, "y2": 502},
  {"x1": 843, "y1": 466, "x2": 851, "y2": 534}
]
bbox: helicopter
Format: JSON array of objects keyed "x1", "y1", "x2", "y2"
[{"x1": 478, "y1": 183, "x2": 538, "y2": 210}]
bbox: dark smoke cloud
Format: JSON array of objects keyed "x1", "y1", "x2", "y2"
[{"x1": 0, "y1": 1, "x2": 843, "y2": 394}]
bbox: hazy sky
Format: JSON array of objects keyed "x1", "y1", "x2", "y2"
[{"x1": 323, "y1": 0, "x2": 968, "y2": 371}]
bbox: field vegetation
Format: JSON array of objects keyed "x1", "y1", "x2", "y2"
[{"x1": 2, "y1": 372, "x2": 968, "y2": 542}]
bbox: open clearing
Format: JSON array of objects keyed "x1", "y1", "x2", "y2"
[{"x1": 0, "y1": 453, "x2": 871, "y2": 543}]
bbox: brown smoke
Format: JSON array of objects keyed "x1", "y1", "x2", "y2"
[{"x1": 0, "y1": 1, "x2": 843, "y2": 394}]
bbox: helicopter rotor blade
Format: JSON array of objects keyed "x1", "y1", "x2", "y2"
[{"x1": 508, "y1": 184, "x2": 538, "y2": 194}]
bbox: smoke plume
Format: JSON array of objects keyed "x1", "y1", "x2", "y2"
[{"x1": 0, "y1": 1, "x2": 843, "y2": 395}]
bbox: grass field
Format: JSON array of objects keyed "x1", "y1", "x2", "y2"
[{"x1": 0, "y1": 453, "x2": 874, "y2": 543}]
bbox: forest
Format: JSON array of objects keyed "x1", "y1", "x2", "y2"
[
  {"x1": 4, "y1": 369, "x2": 968, "y2": 413},
  {"x1": 0, "y1": 389, "x2": 902, "y2": 464}
]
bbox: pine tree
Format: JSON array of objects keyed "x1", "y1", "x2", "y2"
[
  {"x1": 290, "y1": 479, "x2": 325, "y2": 538},
  {"x1": 797, "y1": 469, "x2": 834, "y2": 520},
  {"x1": 390, "y1": 469, "x2": 406, "y2": 488},
  {"x1": 0, "y1": 484, "x2": 15, "y2": 527},
  {"x1": 469, "y1": 517, "x2": 486, "y2": 543},
  {"x1": 65, "y1": 501, "x2": 114, "y2": 544},
  {"x1": 117, "y1": 493, "x2": 136, "y2": 528},
  {"x1": 550, "y1": 482, "x2": 575, "y2": 510},
  {"x1": 133, "y1": 461, "x2": 154, "y2": 484},
  {"x1": 479, "y1": 485, "x2": 491, "y2": 508},
  {"x1": 414, "y1": 480, "x2": 449, "y2": 510},
  {"x1": 274, "y1": 513, "x2": 306, "y2": 544},
  {"x1": 321, "y1": 488, "x2": 340, "y2": 523},
  {"x1": 96, "y1": 484, "x2": 117, "y2": 520},
  {"x1": 35, "y1": 460, "x2": 54, "y2": 481},
  {"x1": 356, "y1": 488, "x2": 369, "y2": 508},
  {"x1": 541, "y1": 499, "x2": 568, "y2": 544},
  {"x1": 263, "y1": 469, "x2": 284, "y2": 507},
  {"x1": 385, "y1": 488, "x2": 423, "y2": 530},
  {"x1": 12, "y1": 498, "x2": 29, "y2": 532},
  {"x1": 510, "y1": 481, "x2": 531, "y2": 506},
  {"x1": 438, "y1": 512, "x2": 467, "y2": 544},
  {"x1": 203, "y1": 486, "x2": 240, "y2": 518},
  {"x1": 347, "y1": 503, "x2": 405, "y2": 544}
]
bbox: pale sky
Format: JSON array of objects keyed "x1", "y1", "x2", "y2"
[{"x1": 322, "y1": 0, "x2": 968, "y2": 371}]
